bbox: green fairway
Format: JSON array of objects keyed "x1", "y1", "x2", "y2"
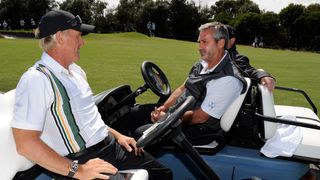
[{"x1": 0, "y1": 32, "x2": 319, "y2": 113}]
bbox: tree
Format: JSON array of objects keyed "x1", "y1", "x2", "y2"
[
  {"x1": 198, "y1": 6, "x2": 212, "y2": 24},
  {"x1": 210, "y1": 0, "x2": 260, "y2": 24},
  {"x1": 238, "y1": 0, "x2": 260, "y2": 14},
  {"x1": 27, "y1": 0, "x2": 57, "y2": 25},
  {"x1": 0, "y1": 0, "x2": 55, "y2": 29},
  {"x1": 210, "y1": 0, "x2": 238, "y2": 23},
  {"x1": 279, "y1": 4, "x2": 305, "y2": 47},
  {"x1": 115, "y1": 0, "x2": 141, "y2": 31},
  {"x1": 138, "y1": 1, "x2": 170, "y2": 36},
  {"x1": 233, "y1": 12, "x2": 261, "y2": 45},
  {"x1": 259, "y1": 12, "x2": 283, "y2": 48},
  {"x1": 91, "y1": 0, "x2": 107, "y2": 33},
  {"x1": 168, "y1": 0, "x2": 200, "y2": 40},
  {"x1": 59, "y1": 0, "x2": 94, "y2": 24},
  {"x1": 306, "y1": 3, "x2": 320, "y2": 12},
  {"x1": 292, "y1": 9, "x2": 320, "y2": 51}
]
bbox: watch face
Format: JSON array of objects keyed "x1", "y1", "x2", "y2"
[
  {"x1": 71, "y1": 160, "x2": 79, "y2": 172},
  {"x1": 68, "y1": 160, "x2": 79, "y2": 177}
]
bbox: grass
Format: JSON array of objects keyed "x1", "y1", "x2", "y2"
[{"x1": 0, "y1": 32, "x2": 319, "y2": 113}]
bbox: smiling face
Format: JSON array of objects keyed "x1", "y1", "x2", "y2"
[
  {"x1": 62, "y1": 29, "x2": 84, "y2": 63},
  {"x1": 50, "y1": 29, "x2": 85, "y2": 68}
]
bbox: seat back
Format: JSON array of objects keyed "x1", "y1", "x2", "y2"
[
  {"x1": 0, "y1": 90, "x2": 35, "y2": 180},
  {"x1": 220, "y1": 78, "x2": 251, "y2": 132},
  {"x1": 258, "y1": 84, "x2": 277, "y2": 139}
]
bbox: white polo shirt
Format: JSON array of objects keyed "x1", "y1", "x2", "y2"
[
  {"x1": 11, "y1": 52, "x2": 108, "y2": 156},
  {"x1": 199, "y1": 55, "x2": 243, "y2": 119}
]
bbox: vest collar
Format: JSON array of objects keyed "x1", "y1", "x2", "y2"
[{"x1": 199, "y1": 51, "x2": 229, "y2": 75}]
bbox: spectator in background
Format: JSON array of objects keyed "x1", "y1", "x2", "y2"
[
  {"x1": 151, "y1": 22, "x2": 156, "y2": 37},
  {"x1": 31, "y1": 18, "x2": 36, "y2": 29},
  {"x1": 147, "y1": 21, "x2": 152, "y2": 37},
  {"x1": 3, "y1": 20, "x2": 8, "y2": 30},
  {"x1": 259, "y1": 36, "x2": 264, "y2": 47},
  {"x1": 253, "y1": 36, "x2": 259, "y2": 47},
  {"x1": 20, "y1": 19, "x2": 25, "y2": 30}
]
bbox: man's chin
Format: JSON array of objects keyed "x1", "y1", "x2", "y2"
[{"x1": 200, "y1": 56, "x2": 207, "y2": 61}]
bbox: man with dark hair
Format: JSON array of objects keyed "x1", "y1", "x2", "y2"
[
  {"x1": 11, "y1": 10, "x2": 172, "y2": 180},
  {"x1": 225, "y1": 25, "x2": 275, "y2": 91},
  {"x1": 130, "y1": 22, "x2": 246, "y2": 145}
]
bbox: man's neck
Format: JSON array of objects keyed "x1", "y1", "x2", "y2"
[
  {"x1": 47, "y1": 51, "x2": 70, "y2": 69},
  {"x1": 206, "y1": 50, "x2": 226, "y2": 69}
]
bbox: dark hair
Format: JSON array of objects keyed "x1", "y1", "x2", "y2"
[{"x1": 225, "y1": 24, "x2": 236, "y2": 39}]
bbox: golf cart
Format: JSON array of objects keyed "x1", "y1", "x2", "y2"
[
  {"x1": 95, "y1": 61, "x2": 320, "y2": 179},
  {"x1": 1, "y1": 61, "x2": 319, "y2": 179}
]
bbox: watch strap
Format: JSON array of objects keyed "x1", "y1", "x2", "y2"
[{"x1": 67, "y1": 160, "x2": 79, "y2": 177}]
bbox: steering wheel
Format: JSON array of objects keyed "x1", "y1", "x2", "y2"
[
  {"x1": 141, "y1": 61, "x2": 171, "y2": 99},
  {"x1": 137, "y1": 95, "x2": 195, "y2": 148}
]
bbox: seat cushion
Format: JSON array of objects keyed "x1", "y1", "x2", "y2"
[{"x1": 0, "y1": 90, "x2": 35, "y2": 180}]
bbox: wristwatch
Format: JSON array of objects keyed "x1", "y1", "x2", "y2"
[{"x1": 67, "y1": 160, "x2": 79, "y2": 177}]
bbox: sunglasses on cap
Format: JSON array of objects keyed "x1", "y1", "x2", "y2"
[
  {"x1": 37, "y1": 10, "x2": 95, "y2": 38},
  {"x1": 57, "y1": 15, "x2": 82, "y2": 32}
]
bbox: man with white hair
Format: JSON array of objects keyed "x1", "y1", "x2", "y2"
[{"x1": 11, "y1": 10, "x2": 172, "y2": 180}]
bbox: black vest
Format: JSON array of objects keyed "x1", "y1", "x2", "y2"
[
  {"x1": 167, "y1": 52, "x2": 247, "y2": 113},
  {"x1": 184, "y1": 52, "x2": 247, "y2": 104}
]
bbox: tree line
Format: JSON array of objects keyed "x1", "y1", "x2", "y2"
[{"x1": 0, "y1": 0, "x2": 319, "y2": 51}]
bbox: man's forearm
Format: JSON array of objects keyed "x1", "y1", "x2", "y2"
[
  {"x1": 182, "y1": 109, "x2": 209, "y2": 125},
  {"x1": 12, "y1": 128, "x2": 71, "y2": 176},
  {"x1": 108, "y1": 127, "x2": 121, "y2": 140},
  {"x1": 162, "y1": 84, "x2": 185, "y2": 111}
]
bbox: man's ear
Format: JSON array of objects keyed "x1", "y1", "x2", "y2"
[
  {"x1": 55, "y1": 31, "x2": 64, "y2": 45},
  {"x1": 230, "y1": 38, "x2": 236, "y2": 46},
  {"x1": 218, "y1": 39, "x2": 226, "y2": 49}
]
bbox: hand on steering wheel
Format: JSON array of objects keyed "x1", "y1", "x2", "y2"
[
  {"x1": 151, "y1": 106, "x2": 166, "y2": 122},
  {"x1": 137, "y1": 96, "x2": 195, "y2": 148}
]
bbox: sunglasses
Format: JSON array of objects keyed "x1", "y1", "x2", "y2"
[{"x1": 58, "y1": 15, "x2": 82, "y2": 32}]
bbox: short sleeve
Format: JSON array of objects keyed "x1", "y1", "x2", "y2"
[
  {"x1": 11, "y1": 68, "x2": 53, "y2": 131},
  {"x1": 201, "y1": 76, "x2": 242, "y2": 119}
]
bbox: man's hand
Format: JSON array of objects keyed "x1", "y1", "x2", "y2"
[
  {"x1": 108, "y1": 128, "x2": 144, "y2": 156},
  {"x1": 76, "y1": 158, "x2": 117, "y2": 179},
  {"x1": 116, "y1": 134, "x2": 144, "y2": 156},
  {"x1": 12, "y1": 128, "x2": 118, "y2": 179},
  {"x1": 260, "y1": 76, "x2": 275, "y2": 91},
  {"x1": 151, "y1": 106, "x2": 166, "y2": 122}
]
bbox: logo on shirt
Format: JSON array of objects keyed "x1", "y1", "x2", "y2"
[{"x1": 208, "y1": 101, "x2": 215, "y2": 109}]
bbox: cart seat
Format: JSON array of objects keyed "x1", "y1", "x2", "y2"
[
  {"x1": 220, "y1": 77, "x2": 251, "y2": 132},
  {"x1": 259, "y1": 85, "x2": 320, "y2": 161},
  {"x1": 0, "y1": 89, "x2": 35, "y2": 180},
  {"x1": 194, "y1": 78, "x2": 251, "y2": 152}
]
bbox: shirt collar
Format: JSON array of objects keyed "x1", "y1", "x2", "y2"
[
  {"x1": 39, "y1": 52, "x2": 72, "y2": 76},
  {"x1": 200, "y1": 51, "x2": 227, "y2": 74}
]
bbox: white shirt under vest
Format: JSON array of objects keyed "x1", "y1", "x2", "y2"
[{"x1": 198, "y1": 52, "x2": 243, "y2": 119}]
